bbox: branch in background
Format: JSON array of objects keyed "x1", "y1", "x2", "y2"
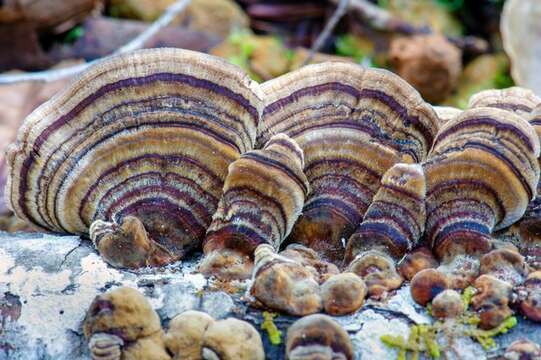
[
  {"x1": 331, "y1": 0, "x2": 488, "y2": 54},
  {"x1": 0, "y1": 0, "x2": 191, "y2": 84},
  {"x1": 303, "y1": 0, "x2": 350, "y2": 66}
]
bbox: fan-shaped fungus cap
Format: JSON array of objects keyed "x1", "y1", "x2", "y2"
[
  {"x1": 6, "y1": 48, "x2": 263, "y2": 268},
  {"x1": 201, "y1": 318, "x2": 264, "y2": 360},
  {"x1": 260, "y1": 62, "x2": 438, "y2": 263},
  {"x1": 164, "y1": 310, "x2": 215, "y2": 360},
  {"x1": 424, "y1": 107, "x2": 540, "y2": 259},
  {"x1": 286, "y1": 314, "x2": 353, "y2": 360},
  {"x1": 518, "y1": 270, "x2": 541, "y2": 322},
  {"x1": 472, "y1": 274, "x2": 513, "y2": 330},
  {"x1": 398, "y1": 247, "x2": 439, "y2": 281},
  {"x1": 410, "y1": 268, "x2": 450, "y2": 306},
  {"x1": 250, "y1": 244, "x2": 323, "y2": 316},
  {"x1": 468, "y1": 87, "x2": 540, "y2": 116},
  {"x1": 320, "y1": 272, "x2": 367, "y2": 315},
  {"x1": 431, "y1": 289, "x2": 464, "y2": 319},
  {"x1": 345, "y1": 163, "x2": 426, "y2": 263},
  {"x1": 200, "y1": 134, "x2": 309, "y2": 280}
]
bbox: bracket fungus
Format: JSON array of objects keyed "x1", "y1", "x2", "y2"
[
  {"x1": 259, "y1": 62, "x2": 439, "y2": 264},
  {"x1": 346, "y1": 162, "x2": 426, "y2": 298},
  {"x1": 199, "y1": 133, "x2": 309, "y2": 280},
  {"x1": 6, "y1": 48, "x2": 264, "y2": 269},
  {"x1": 407, "y1": 105, "x2": 541, "y2": 328}
]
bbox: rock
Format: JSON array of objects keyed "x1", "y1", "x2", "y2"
[{"x1": 1, "y1": 231, "x2": 540, "y2": 359}]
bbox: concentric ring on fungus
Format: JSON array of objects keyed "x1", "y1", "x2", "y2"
[
  {"x1": 259, "y1": 62, "x2": 439, "y2": 262},
  {"x1": 6, "y1": 48, "x2": 264, "y2": 268},
  {"x1": 417, "y1": 106, "x2": 540, "y2": 303},
  {"x1": 199, "y1": 133, "x2": 309, "y2": 279}
]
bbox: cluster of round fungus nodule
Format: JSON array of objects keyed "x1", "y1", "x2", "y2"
[{"x1": 84, "y1": 287, "x2": 265, "y2": 360}]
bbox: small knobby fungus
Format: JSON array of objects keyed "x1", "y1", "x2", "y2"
[
  {"x1": 320, "y1": 272, "x2": 367, "y2": 315},
  {"x1": 398, "y1": 246, "x2": 439, "y2": 281},
  {"x1": 431, "y1": 289, "x2": 464, "y2": 319},
  {"x1": 6, "y1": 48, "x2": 264, "y2": 269},
  {"x1": 285, "y1": 314, "x2": 353, "y2": 360},
  {"x1": 199, "y1": 133, "x2": 309, "y2": 280},
  {"x1": 83, "y1": 287, "x2": 170, "y2": 360},
  {"x1": 202, "y1": 318, "x2": 265, "y2": 360},
  {"x1": 259, "y1": 62, "x2": 439, "y2": 264},
  {"x1": 345, "y1": 163, "x2": 426, "y2": 298},
  {"x1": 164, "y1": 310, "x2": 215, "y2": 360},
  {"x1": 250, "y1": 244, "x2": 324, "y2": 316}
]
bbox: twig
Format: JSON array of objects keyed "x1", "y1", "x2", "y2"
[
  {"x1": 0, "y1": 0, "x2": 192, "y2": 84},
  {"x1": 303, "y1": 0, "x2": 350, "y2": 66},
  {"x1": 331, "y1": 0, "x2": 488, "y2": 54}
]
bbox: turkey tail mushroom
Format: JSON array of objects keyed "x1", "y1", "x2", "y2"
[
  {"x1": 5, "y1": 48, "x2": 264, "y2": 269},
  {"x1": 199, "y1": 133, "x2": 309, "y2": 280},
  {"x1": 259, "y1": 62, "x2": 439, "y2": 263},
  {"x1": 345, "y1": 163, "x2": 426, "y2": 298},
  {"x1": 412, "y1": 107, "x2": 540, "y2": 322},
  {"x1": 468, "y1": 87, "x2": 540, "y2": 116}
]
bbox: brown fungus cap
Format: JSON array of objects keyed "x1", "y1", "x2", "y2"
[
  {"x1": 519, "y1": 270, "x2": 541, "y2": 322},
  {"x1": 286, "y1": 314, "x2": 353, "y2": 360},
  {"x1": 320, "y1": 272, "x2": 367, "y2": 315},
  {"x1": 472, "y1": 274, "x2": 513, "y2": 330},
  {"x1": 431, "y1": 289, "x2": 464, "y2": 319},
  {"x1": 410, "y1": 268, "x2": 450, "y2": 306},
  {"x1": 398, "y1": 246, "x2": 439, "y2": 281},
  {"x1": 164, "y1": 310, "x2": 215, "y2": 360},
  {"x1": 250, "y1": 244, "x2": 323, "y2": 316},
  {"x1": 201, "y1": 318, "x2": 264, "y2": 360},
  {"x1": 6, "y1": 48, "x2": 264, "y2": 267},
  {"x1": 260, "y1": 62, "x2": 438, "y2": 263},
  {"x1": 83, "y1": 287, "x2": 161, "y2": 342}
]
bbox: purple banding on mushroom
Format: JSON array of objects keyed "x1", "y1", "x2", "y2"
[
  {"x1": 260, "y1": 62, "x2": 439, "y2": 263},
  {"x1": 200, "y1": 134, "x2": 309, "y2": 280},
  {"x1": 6, "y1": 48, "x2": 264, "y2": 269}
]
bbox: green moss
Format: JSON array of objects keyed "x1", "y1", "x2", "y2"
[
  {"x1": 335, "y1": 35, "x2": 375, "y2": 66},
  {"x1": 467, "y1": 316, "x2": 517, "y2": 350},
  {"x1": 461, "y1": 286, "x2": 476, "y2": 310},
  {"x1": 261, "y1": 312, "x2": 282, "y2": 346},
  {"x1": 381, "y1": 324, "x2": 439, "y2": 359},
  {"x1": 63, "y1": 26, "x2": 84, "y2": 44}
]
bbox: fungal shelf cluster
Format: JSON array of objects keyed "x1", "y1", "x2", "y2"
[{"x1": 5, "y1": 48, "x2": 541, "y2": 359}]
